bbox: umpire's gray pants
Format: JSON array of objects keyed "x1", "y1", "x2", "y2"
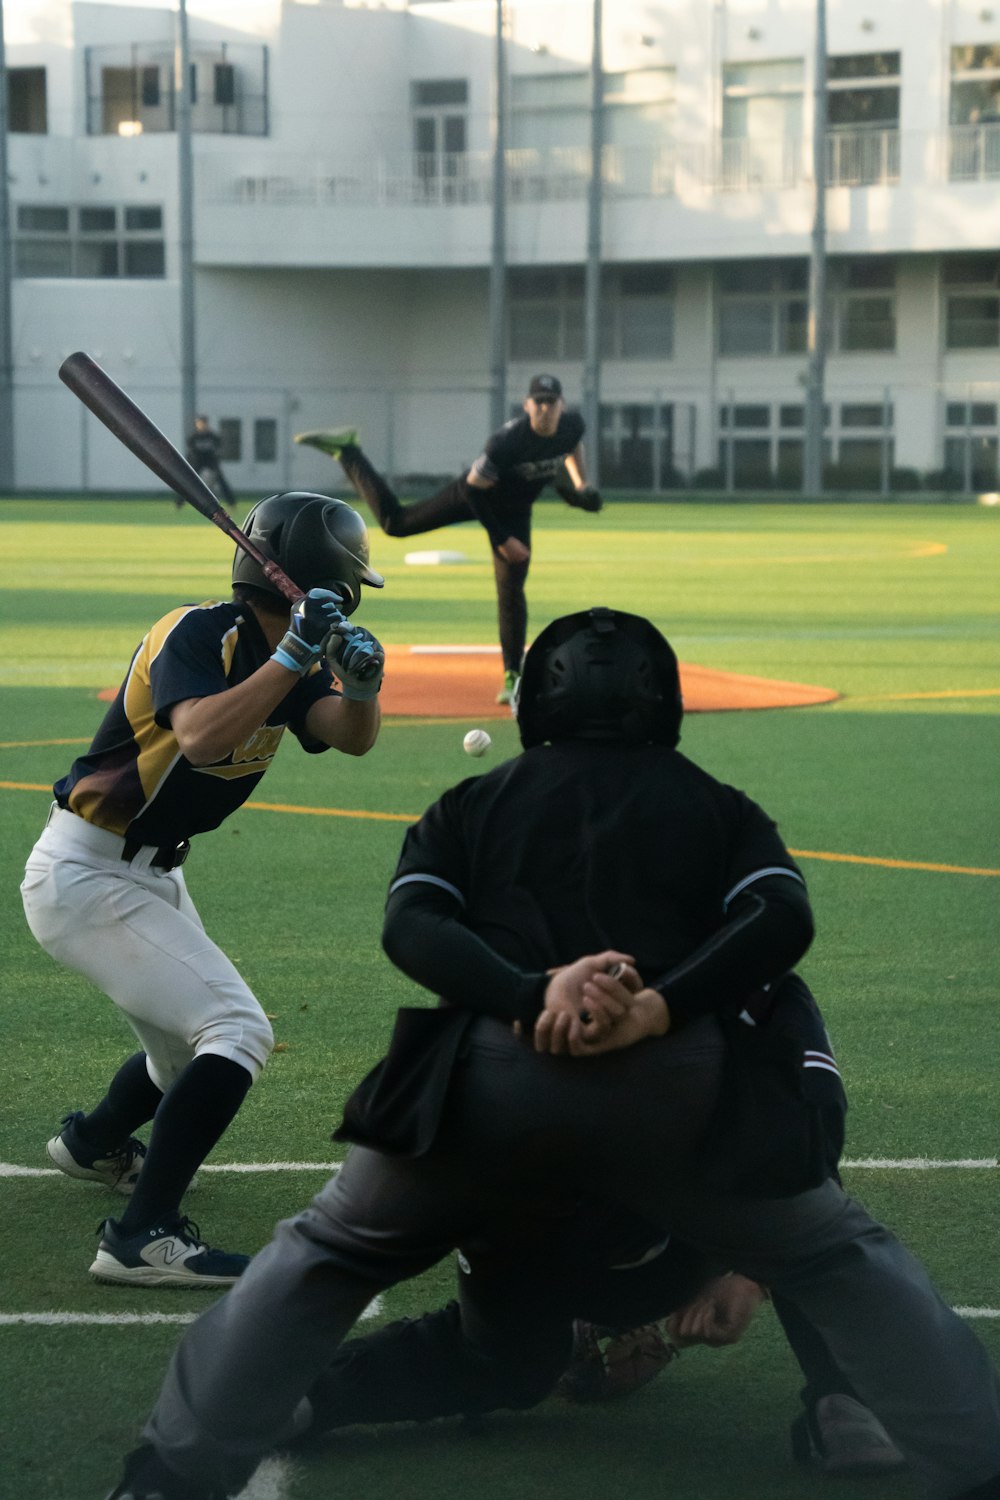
[{"x1": 146, "y1": 1019, "x2": 1000, "y2": 1498}]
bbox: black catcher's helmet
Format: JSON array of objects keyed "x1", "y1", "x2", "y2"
[
  {"x1": 517, "y1": 606, "x2": 683, "y2": 749},
  {"x1": 232, "y1": 492, "x2": 383, "y2": 616}
]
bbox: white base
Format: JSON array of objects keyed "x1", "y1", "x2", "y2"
[{"x1": 403, "y1": 549, "x2": 468, "y2": 565}]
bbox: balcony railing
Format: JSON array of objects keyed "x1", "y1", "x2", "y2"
[
  {"x1": 948, "y1": 122, "x2": 1000, "y2": 180},
  {"x1": 826, "y1": 127, "x2": 900, "y2": 186},
  {"x1": 204, "y1": 145, "x2": 686, "y2": 209},
  {"x1": 716, "y1": 137, "x2": 805, "y2": 191},
  {"x1": 196, "y1": 127, "x2": 1000, "y2": 208}
]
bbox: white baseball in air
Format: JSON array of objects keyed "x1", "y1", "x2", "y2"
[{"x1": 463, "y1": 728, "x2": 492, "y2": 758}]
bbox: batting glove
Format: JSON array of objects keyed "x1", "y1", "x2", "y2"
[
  {"x1": 272, "y1": 588, "x2": 346, "y2": 675},
  {"x1": 324, "y1": 622, "x2": 385, "y2": 700}
]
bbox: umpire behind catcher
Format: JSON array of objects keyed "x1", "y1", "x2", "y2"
[
  {"x1": 21, "y1": 493, "x2": 385, "y2": 1289},
  {"x1": 105, "y1": 607, "x2": 1000, "y2": 1500}
]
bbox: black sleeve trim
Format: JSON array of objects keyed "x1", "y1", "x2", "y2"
[
  {"x1": 383, "y1": 880, "x2": 548, "y2": 1026},
  {"x1": 651, "y1": 874, "x2": 815, "y2": 1024}
]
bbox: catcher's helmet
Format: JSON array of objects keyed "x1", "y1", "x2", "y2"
[
  {"x1": 517, "y1": 606, "x2": 683, "y2": 749},
  {"x1": 232, "y1": 492, "x2": 383, "y2": 616}
]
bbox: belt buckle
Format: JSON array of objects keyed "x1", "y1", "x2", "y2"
[{"x1": 169, "y1": 840, "x2": 191, "y2": 870}]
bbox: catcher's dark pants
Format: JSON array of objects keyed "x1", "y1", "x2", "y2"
[
  {"x1": 338, "y1": 445, "x2": 531, "y2": 672},
  {"x1": 145, "y1": 1019, "x2": 1000, "y2": 1499}
]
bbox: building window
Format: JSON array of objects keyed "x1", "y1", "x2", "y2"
[
  {"x1": 85, "y1": 42, "x2": 268, "y2": 137},
  {"x1": 829, "y1": 258, "x2": 896, "y2": 351},
  {"x1": 944, "y1": 401, "x2": 999, "y2": 490},
  {"x1": 600, "y1": 403, "x2": 688, "y2": 489},
  {"x1": 508, "y1": 265, "x2": 673, "y2": 361},
  {"x1": 826, "y1": 52, "x2": 901, "y2": 185},
  {"x1": 717, "y1": 261, "x2": 808, "y2": 356},
  {"x1": 949, "y1": 45, "x2": 1000, "y2": 180},
  {"x1": 14, "y1": 203, "x2": 166, "y2": 279},
  {"x1": 412, "y1": 79, "x2": 468, "y2": 198},
  {"x1": 716, "y1": 401, "x2": 891, "y2": 489},
  {"x1": 9, "y1": 67, "x2": 48, "y2": 133},
  {"x1": 943, "y1": 255, "x2": 1000, "y2": 349},
  {"x1": 218, "y1": 420, "x2": 242, "y2": 463},
  {"x1": 253, "y1": 419, "x2": 278, "y2": 463},
  {"x1": 721, "y1": 59, "x2": 804, "y2": 189}
]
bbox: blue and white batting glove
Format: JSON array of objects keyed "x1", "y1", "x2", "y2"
[
  {"x1": 323, "y1": 623, "x2": 385, "y2": 700},
  {"x1": 272, "y1": 588, "x2": 345, "y2": 675}
]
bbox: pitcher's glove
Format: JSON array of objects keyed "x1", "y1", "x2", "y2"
[
  {"x1": 568, "y1": 484, "x2": 603, "y2": 513},
  {"x1": 556, "y1": 1318, "x2": 679, "y2": 1403}
]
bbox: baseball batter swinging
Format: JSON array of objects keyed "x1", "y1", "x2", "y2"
[{"x1": 21, "y1": 492, "x2": 385, "y2": 1288}]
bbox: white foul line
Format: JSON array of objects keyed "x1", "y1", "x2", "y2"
[
  {"x1": 0, "y1": 1297, "x2": 384, "y2": 1328},
  {"x1": 3, "y1": 1158, "x2": 998, "y2": 1181}
]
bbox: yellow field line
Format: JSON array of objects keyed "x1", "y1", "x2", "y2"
[
  {"x1": 789, "y1": 847, "x2": 1000, "y2": 877},
  {"x1": 245, "y1": 798, "x2": 414, "y2": 824},
  {"x1": 3, "y1": 780, "x2": 997, "y2": 873},
  {"x1": 0, "y1": 738, "x2": 91, "y2": 749}
]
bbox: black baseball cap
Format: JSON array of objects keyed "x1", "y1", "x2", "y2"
[{"x1": 528, "y1": 374, "x2": 562, "y2": 399}]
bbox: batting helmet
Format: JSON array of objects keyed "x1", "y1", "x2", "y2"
[
  {"x1": 232, "y1": 492, "x2": 384, "y2": 616},
  {"x1": 517, "y1": 606, "x2": 683, "y2": 749}
]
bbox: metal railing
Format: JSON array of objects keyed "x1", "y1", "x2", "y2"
[
  {"x1": 948, "y1": 122, "x2": 1000, "y2": 181},
  {"x1": 194, "y1": 127, "x2": 1000, "y2": 208},
  {"x1": 826, "y1": 127, "x2": 900, "y2": 186},
  {"x1": 204, "y1": 145, "x2": 685, "y2": 209}
]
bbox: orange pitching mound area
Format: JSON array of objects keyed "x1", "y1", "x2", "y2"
[
  {"x1": 98, "y1": 648, "x2": 838, "y2": 716},
  {"x1": 377, "y1": 646, "x2": 839, "y2": 718}
]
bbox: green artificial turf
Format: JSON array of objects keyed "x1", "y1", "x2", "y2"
[{"x1": 0, "y1": 497, "x2": 998, "y2": 1500}]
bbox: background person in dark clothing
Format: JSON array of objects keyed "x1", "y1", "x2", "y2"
[
  {"x1": 295, "y1": 374, "x2": 602, "y2": 703},
  {"x1": 104, "y1": 607, "x2": 1000, "y2": 1500},
  {"x1": 186, "y1": 415, "x2": 236, "y2": 506}
]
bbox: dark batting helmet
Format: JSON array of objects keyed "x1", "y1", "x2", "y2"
[
  {"x1": 232, "y1": 492, "x2": 384, "y2": 616},
  {"x1": 516, "y1": 606, "x2": 683, "y2": 749}
]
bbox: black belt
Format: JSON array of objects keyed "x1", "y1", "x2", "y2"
[{"x1": 121, "y1": 837, "x2": 191, "y2": 871}]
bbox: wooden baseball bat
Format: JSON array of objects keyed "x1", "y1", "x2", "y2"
[{"x1": 58, "y1": 352, "x2": 305, "y2": 603}]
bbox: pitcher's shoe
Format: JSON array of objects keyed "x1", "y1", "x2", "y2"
[
  {"x1": 496, "y1": 669, "x2": 520, "y2": 706},
  {"x1": 91, "y1": 1215, "x2": 249, "y2": 1288},
  {"x1": 47, "y1": 1111, "x2": 146, "y2": 1195},
  {"x1": 294, "y1": 427, "x2": 358, "y2": 459},
  {"x1": 791, "y1": 1393, "x2": 907, "y2": 1476}
]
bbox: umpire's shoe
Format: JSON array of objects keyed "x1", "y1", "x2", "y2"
[
  {"x1": 91, "y1": 1215, "x2": 250, "y2": 1288},
  {"x1": 105, "y1": 1443, "x2": 225, "y2": 1500},
  {"x1": 47, "y1": 1111, "x2": 146, "y2": 1195},
  {"x1": 791, "y1": 1393, "x2": 906, "y2": 1476}
]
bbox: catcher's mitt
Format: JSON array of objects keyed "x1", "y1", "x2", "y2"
[{"x1": 556, "y1": 1319, "x2": 680, "y2": 1403}]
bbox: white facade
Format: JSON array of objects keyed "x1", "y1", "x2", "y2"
[{"x1": 5, "y1": 0, "x2": 1000, "y2": 492}]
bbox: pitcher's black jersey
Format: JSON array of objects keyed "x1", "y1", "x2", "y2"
[{"x1": 471, "y1": 410, "x2": 585, "y2": 506}]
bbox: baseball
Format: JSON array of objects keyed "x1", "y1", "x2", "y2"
[{"x1": 463, "y1": 728, "x2": 492, "y2": 758}]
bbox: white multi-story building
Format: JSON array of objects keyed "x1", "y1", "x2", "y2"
[{"x1": 5, "y1": 0, "x2": 1000, "y2": 493}]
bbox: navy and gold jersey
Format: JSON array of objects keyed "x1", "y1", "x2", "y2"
[
  {"x1": 471, "y1": 410, "x2": 586, "y2": 506},
  {"x1": 55, "y1": 600, "x2": 339, "y2": 845}
]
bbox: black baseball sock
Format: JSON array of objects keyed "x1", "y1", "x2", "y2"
[
  {"x1": 73, "y1": 1052, "x2": 163, "y2": 1150},
  {"x1": 116, "y1": 1054, "x2": 253, "y2": 1235}
]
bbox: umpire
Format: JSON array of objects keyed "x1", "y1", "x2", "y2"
[{"x1": 105, "y1": 607, "x2": 1000, "y2": 1500}]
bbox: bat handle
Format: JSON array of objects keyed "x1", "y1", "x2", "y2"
[{"x1": 262, "y1": 558, "x2": 305, "y2": 604}]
